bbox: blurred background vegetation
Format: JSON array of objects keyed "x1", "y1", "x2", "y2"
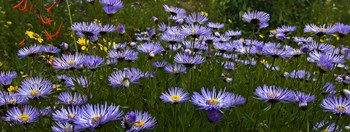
[{"x1": 0, "y1": 0, "x2": 350, "y2": 69}]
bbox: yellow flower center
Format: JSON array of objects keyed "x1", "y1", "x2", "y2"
[
  {"x1": 18, "y1": 114, "x2": 29, "y2": 122},
  {"x1": 30, "y1": 90, "x2": 39, "y2": 96},
  {"x1": 134, "y1": 121, "x2": 145, "y2": 127},
  {"x1": 191, "y1": 29, "x2": 196, "y2": 34},
  {"x1": 269, "y1": 92, "x2": 280, "y2": 99},
  {"x1": 322, "y1": 129, "x2": 330, "y2": 132},
  {"x1": 69, "y1": 114, "x2": 75, "y2": 119},
  {"x1": 207, "y1": 98, "x2": 219, "y2": 105},
  {"x1": 67, "y1": 60, "x2": 75, "y2": 66},
  {"x1": 170, "y1": 95, "x2": 181, "y2": 101},
  {"x1": 92, "y1": 115, "x2": 101, "y2": 124},
  {"x1": 9, "y1": 99, "x2": 16, "y2": 104},
  {"x1": 336, "y1": 105, "x2": 347, "y2": 112}
]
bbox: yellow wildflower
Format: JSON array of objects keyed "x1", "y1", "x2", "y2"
[
  {"x1": 6, "y1": 21, "x2": 12, "y2": 25},
  {"x1": 77, "y1": 38, "x2": 89, "y2": 46},
  {"x1": 228, "y1": 19, "x2": 233, "y2": 24},
  {"x1": 25, "y1": 31, "x2": 44, "y2": 43},
  {"x1": 270, "y1": 29, "x2": 276, "y2": 33},
  {"x1": 260, "y1": 59, "x2": 268, "y2": 65},
  {"x1": 94, "y1": 19, "x2": 102, "y2": 24},
  {"x1": 259, "y1": 34, "x2": 265, "y2": 38},
  {"x1": 53, "y1": 84, "x2": 62, "y2": 91},
  {"x1": 201, "y1": 11, "x2": 208, "y2": 17},
  {"x1": 7, "y1": 85, "x2": 18, "y2": 92},
  {"x1": 0, "y1": 61, "x2": 3, "y2": 67},
  {"x1": 0, "y1": 11, "x2": 5, "y2": 14},
  {"x1": 333, "y1": 34, "x2": 340, "y2": 40}
]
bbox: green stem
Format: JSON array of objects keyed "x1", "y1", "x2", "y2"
[{"x1": 65, "y1": 0, "x2": 78, "y2": 52}]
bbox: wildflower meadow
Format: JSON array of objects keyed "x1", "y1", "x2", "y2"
[{"x1": 1, "y1": 0, "x2": 350, "y2": 131}]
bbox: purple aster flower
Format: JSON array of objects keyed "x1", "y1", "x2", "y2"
[
  {"x1": 63, "y1": 76, "x2": 89, "y2": 89},
  {"x1": 17, "y1": 77, "x2": 53, "y2": 99},
  {"x1": 163, "y1": 4, "x2": 186, "y2": 16},
  {"x1": 2, "y1": 105, "x2": 39, "y2": 124},
  {"x1": 174, "y1": 53, "x2": 206, "y2": 68},
  {"x1": 164, "y1": 64, "x2": 187, "y2": 75},
  {"x1": 52, "y1": 121, "x2": 79, "y2": 132},
  {"x1": 0, "y1": 91, "x2": 6, "y2": 106},
  {"x1": 106, "y1": 58, "x2": 118, "y2": 66},
  {"x1": 186, "y1": 12, "x2": 208, "y2": 24},
  {"x1": 307, "y1": 51, "x2": 345, "y2": 72},
  {"x1": 83, "y1": 55, "x2": 104, "y2": 70},
  {"x1": 214, "y1": 42, "x2": 234, "y2": 53},
  {"x1": 167, "y1": 44, "x2": 182, "y2": 51},
  {"x1": 304, "y1": 24, "x2": 333, "y2": 36},
  {"x1": 320, "y1": 96, "x2": 350, "y2": 116},
  {"x1": 191, "y1": 87, "x2": 246, "y2": 110},
  {"x1": 294, "y1": 37, "x2": 313, "y2": 45},
  {"x1": 108, "y1": 49, "x2": 138, "y2": 61},
  {"x1": 53, "y1": 52, "x2": 85, "y2": 70},
  {"x1": 75, "y1": 103, "x2": 123, "y2": 129},
  {"x1": 99, "y1": 24, "x2": 116, "y2": 35},
  {"x1": 286, "y1": 70, "x2": 312, "y2": 81},
  {"x1": 269, "y1": 32, "x2": 289, "y2": 41},
  {"x1": 53, "y1": 106, "x2": 81, "y2": 123},
  {"x1": 291, "y1": 91, "x2": 315, "y2": 110},
  {"x1": 0, "y1": 71, "x2": 17, "y2": 86},
  {"x1": 207, "y1": 22, "x2": 224, "y2": 30},
  {"x1": 313, "y1": 121, "x2": 341, "y2": 132},
  {"x1": 40, "y1": 107, "x2": 53, "y2": 116},
  {"x1": 264, "y1": 63, "x2": 280, "y2": 71},
  {"x1": 151, "y1": 16, "x2": 158, "y2": 23},
  {"x1": 222, "y1": 53, "x2": 238, "y2": 61},
  {"x1": 41, "y1": 45, "x2": 61, "y2": 54},
  {"x1": 207, "y1": 109, "x2": 223, "y2": 123},
  {"x1": 17, "y1": 44, "x2": 42, "y2": 59},
  {"x1": 160, "y1": 87, "x2": 189, "y2": 104},
  {"x1": 308, "y1": 41, "x2": 334, "y2": 53},
  {"x1": 181, "y1": 24, "x2": 211, "y2": 38},
  {"x1": 254, "y1": 85, "x2": 293, "y2": 103},
  {"x1": 108, "y1": 68, "x2": 143, "y2": 88},
  {"x1": 262, "y1": 42, "x2": 293, "y2": 58},
  {"x1": 158, "y1": 22, "x2": 168, "y2": 32},
  {"x1": 100, "y1": 0, "x2": 123, "y2": 15},
  {"x1": 213, "y1": 35, "x2": 231, "y2": 43},
  {"x1": 183, "y1": 41, "x2": 208, "y2": 52},
  {"x1": 121, "y1": 110, "x2": 156, "y2": 132},
  {"x1": 235, "y1": 59, "x2": 257, "y2": 66},
  {"x1": 222, "y1": 61, "x2": 235, "y2": 70},
  {"x1": 161, "y1": 27, "x2": 185, "y2": 44},
  {"x1": 60, "y1": 42, "x2": 69, "y2": 50},
  {"x1": 225, "y1": 30, "x2": 242, "y2": 37},
  {"x1": 153, "y1": 61, "x2": 168, "y2": 68},
  {"x1": 330, "y1": 23, "x2": 350, "y2": 38},
  {"x1": 117, "y1": 24, "x2": 125, "y2": 34},
  {"x1": 322, "y1": 82, "x2": 336, "y2": 96},
  {"x1": 71, "y1": 22, "x2": 100, "y2": 40},
  {"x1": 137, "y1": 43, "x2": 164, "y2": 58},
  {"x1": 5, "y1": 92, "x2": 28, "y2": 106},
  {"x1": 58, "y1": 92, "x2": 87, "y2": 106},
  {"x1": 242, "y1": 10, "x2": 270, "y2": 28},
  {"x1": 275, "y1": 25, "x2": 297, "y2": 34}
]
